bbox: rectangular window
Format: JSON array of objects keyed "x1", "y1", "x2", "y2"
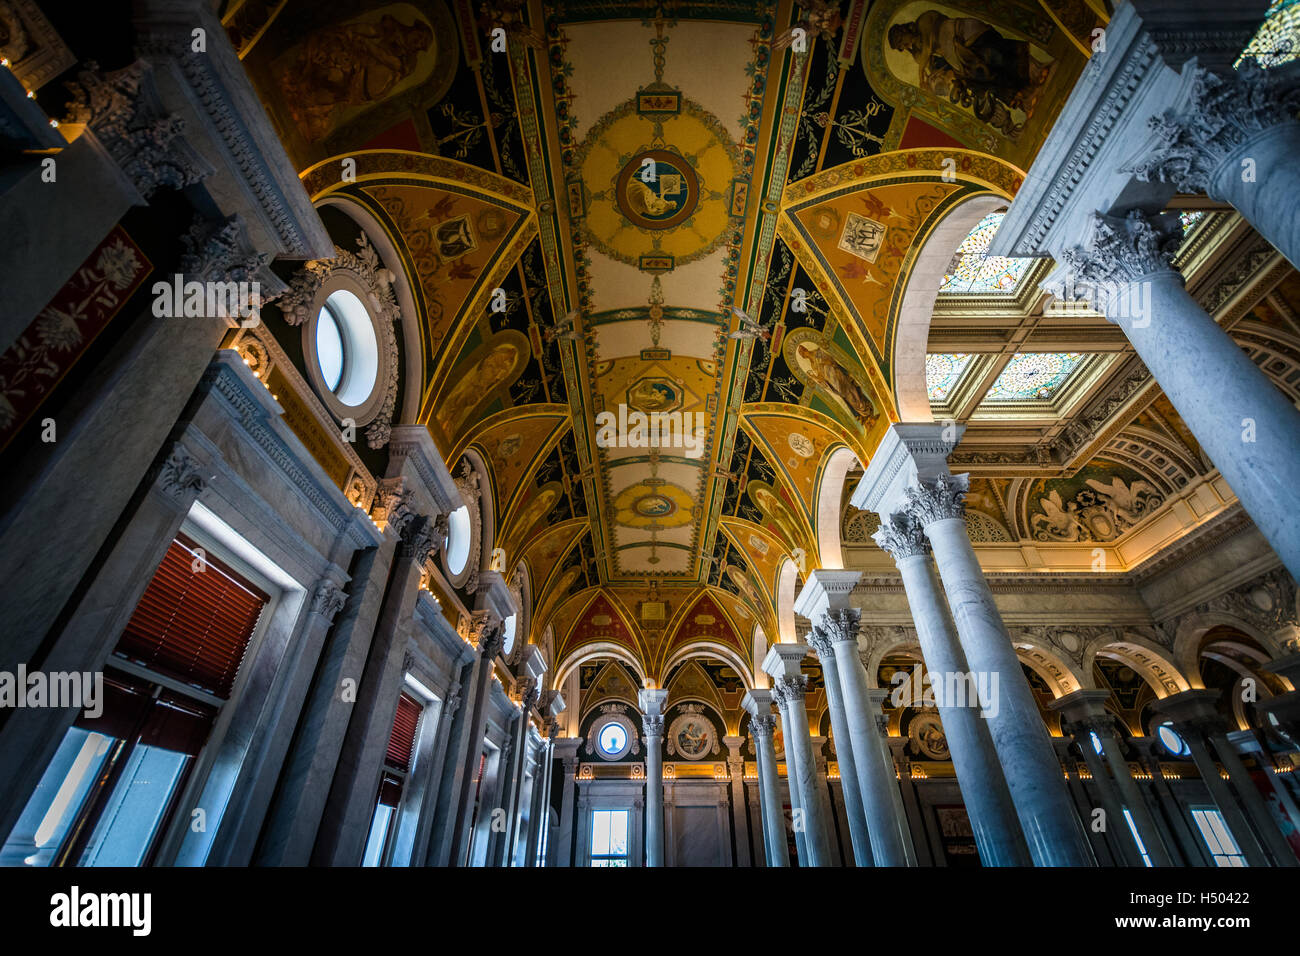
[
  {"x1": 1191, "y1": 807, "x2": 1249, "y2": 867},
  {"x1": 1121, "y1": 808, "x2": 1153, "y2": 867},
  {"x1": 590, "y1": 809, "x2": 629, "y2": 867},
  {"x1": 361, "y1": 692, "x2": 424, "y2": 867},
  {"x1": 2, "y1": 535, "x2": 267, "y2": 868}
]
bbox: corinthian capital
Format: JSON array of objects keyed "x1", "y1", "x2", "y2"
[
  {"x1": 771, "y1": 674, "x2": 809, "y2": 705},
  {"x1": 399, "y1": 513, "x2": 440, "y2": 563},
  {"x1": 1060, "y1": 210, "x2": 1182, "y2": 290},
  {"x1": 642, "y1": 714, "x2": 665, "y2": 737},
  {"x1": 749, "y1": 713, "x2": 776, "y2": 738},
  {"x1": 804, "y1": 626, "x2": 835, "y2": 660},
  {"x1": 816, "y1": 608, "x2": 861, "y2": 649},
  {"x1": 902, "y1": 473, "x2": 969, "y2": 528},
  {"x1": 1127, "y1": 61, "x2": 1300, "y2": 194},
  {"x1": 468, "y1": 610, "x2": 504, "y2": 658},
  {"x1": 873, "y1": 513, "x2": 929, "y2": 562},
  {"x1": 517, "y1": 676, "x2": 539, "y2": 710}
]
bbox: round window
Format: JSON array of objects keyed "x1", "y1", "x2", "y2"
[
  {"x1": 501, "y1": 614, "x2": 517, "y2": 657},
  {"x1": 598, "y1": 722, "x2": 628, "y2": 757},
  {"x1": 1157, "y1": 724, "x2": 1189, "y2": 757},
  {"x1": 444, "y1": 505, "x2": 471, "y2": 577},
  {"x1": 313, "y1": 289, "x2": 379, "y2": 408}
]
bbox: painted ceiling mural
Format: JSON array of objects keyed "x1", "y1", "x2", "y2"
[{"x1": 243, "y1": 0, "x2": 1300, "y2": 687}]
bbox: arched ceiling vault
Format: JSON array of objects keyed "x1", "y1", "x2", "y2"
[{"x1": 242, "y1": 0, "x2": 1096, "y2": 680}]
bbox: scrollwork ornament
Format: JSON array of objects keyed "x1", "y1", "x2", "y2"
[{"x1": 155, "y1": 446, "x2": 209, "y2": 501}]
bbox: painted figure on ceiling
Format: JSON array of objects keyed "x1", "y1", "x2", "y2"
[
  {"x1": 887, "y1": 11, "x2": 1050, "y2": 137},
  {"x1": 794, "y1": 343, "x2": 879, "y2": 432},
  {"x1": 278, "y1": 13, "x2": 434, "y2": 142},
  {"x1": 437, "y1": 342, "x2": 519, "y2": 439}
]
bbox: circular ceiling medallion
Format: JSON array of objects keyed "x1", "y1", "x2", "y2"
[
  {"x1": 615, "y1": 150, "x2": 699, "y2": 230},
  {"x1": 633, "y1": 494, "x2": 677, "y2": 519}
]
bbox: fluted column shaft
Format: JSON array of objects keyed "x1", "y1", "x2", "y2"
[
  {"x1": 644, "y1": 715, "x2": 665, "y2": 867},
  {"x1": 824, "y1": 617, "x2": 913, "y2": 866},
  {"x1": 772, "y1": 676, "x2": 834, "y2": 866},
  {"x1": 750, "y1": 715, "x2": 789, "y2": 867},
  {"x1": 874, "y1": 516, "x2": 1030, "y2": 866},
  {"x1": 807, "y1": 629, "x2": 872, "y2": 866},
  {"x1": 1064, "y1": 210, "x2": 1300, "y2": 580},
  {"x1": 907, "y1": 477, "x2": 1093, "y2": 866}
]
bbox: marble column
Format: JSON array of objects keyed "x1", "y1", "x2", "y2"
[
  {"x1": 1207, "y1": 728, "x2": 1300, "y2": 866},
  {"x1": 1050, "y1": 689, "x2": 1175, "y2": 867},
  {"x1": 550, "y1": 738, "x2": 582, "y2": 867},
  {"x1": 764, "y1": 645, "x2": 835, "y2": 867},
  {"x1": 818, "y1": 611, "x2": 913, "y2": 866},
  {"x1": 499, "y1": 682, "x2": 537, "y2": 865},
  {"x1": 743, "y1": 690, "x2": 789, "y2": 867},
  {"x1": 873, "y1": 515, "x2": 1031, "y2": 867},
  {"x1": 1063, "y1": 209, "x2": 1300, "y2": 581},
  {"x1": 640, "y1": 687, "x2": 668, "y2": 867},
  {"x1": 723, "y1": 736, "x2": 752, "y2": 867},
  {"x1": 447, "y1": 613, "x2": 504, "y2": 867},
  {"x1": 1130, "y1": 60, "x2": 1300, "y2": 270},
  {"x1": 1152, "y1": 690, "x2": 1270, "y2": 866},
  {"x1": 524, "y1": 718, "x2": 557, "y2": 868},
  {"x1": 1075, "y1": 723, "x2": 1147, "y2": 867},
  {"x1": 906, "y1": 477, "x2": 1094, "y2": 866},
  {"x1": 805, "y1": 626, "x2": 873, "y2": 866}
]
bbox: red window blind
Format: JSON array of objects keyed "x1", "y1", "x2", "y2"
[
  {"x1": 115, "y1": 536, "x2": 269, "y2": 699},
  {"x1": 385, "y1": 693, "x2": 422, "y2": 772}
]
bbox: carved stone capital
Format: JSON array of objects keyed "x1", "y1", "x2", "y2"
[
  {"x1": 1060, "y1": 210, "x2": 1182, "y2": 291},
  {"x1": 517, "y1": 676, "x2": 539, "y2": 711},
  {"x1": 310, "y1": 579, "x2": 347, "y2": 622},
  {"x1": 642, "y1": 714, "x2": 665, "y2": 737},
  {"x1": 873, "y1": 512, "x2": 929, "y2": 562},
  {"x1": 902, "y1": 473, "x2": 969, "y2": 527},
  {"x1": 179, "y1": 214, "x2": 272, "y2": 301},
  {"x1": 374, "y1": 480, "x2": 416, "y2": 536},
  {"x1": 771, "y1": 674, "x2": 809, "y2": 705},
  {"x1": 1127, "y1": 61, "x2": 1300, "y2": 194},
  {"x1": 545, "y1": 718, "x2": 560, "y2": 741},
  {"x1": 749, "y1": 713, "x2": 776, "y2": 738},
  {"x1": 398, "y1": 513, "x2": 440, "y2": 563},
  {"x1": 62, "y1": 60, "x2": 210, "y2": 199},
  {"x1": 468, "y1": 610, "x2": 504, "y2": 658},
  {"x1": 819, "y1": 607, "x2": 862, "y2": 647},
  {"x1": 154, "y1": 445, "x2": 209, "y2": 502},
  {"x1": 804, "y1": 626, "x2": 835, "y2": 661}
]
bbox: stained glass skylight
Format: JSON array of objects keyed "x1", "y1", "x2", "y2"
[
  {"x1": 984, "y1": 353, "x2": 1085, "y2": 402},
  {"x1": 939, "y1": 212, "x2": 1033, "y2": 294},
  {"x1": 1179, "y1": 210, "x2": 1206, "y2": 235},
  {"x1": 926, "y1": 353, "x2": 974, "y2": 402},
  {"x1": 1237, "y1": 0, "x2": 1299, "y2": 68}
]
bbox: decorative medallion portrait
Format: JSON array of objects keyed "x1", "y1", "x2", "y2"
[
  {"x1": 616, "y1": 150, "x2": 700, "y2": 230},
  {"x1": 667, "y1": 708, "x2": 719, "y2": 760}
]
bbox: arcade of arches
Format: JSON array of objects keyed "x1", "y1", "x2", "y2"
[{"x1": 1, "y1": 0, "x2": 1299, "y2": 868}]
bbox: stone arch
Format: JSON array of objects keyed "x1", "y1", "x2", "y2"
[
  {"x1": 775, "y1": 558, "x2": 799, "y2": 645},
  {"x1": 862, "y1": 628, "x2": 923, "y2": 689},
  {"x1": 892, "y1": 193, "x2": 1009, "y2": 421},
  {"x1": 815, "y1": 445, "x2": 860, "y2": 571},
  {"x1": 1012, "y1": 640, "x2": 1086, "y2": 698},
  {"x1": 660, "y1": 643, "x2": 755, "y2": 692},
  {"x1": 1083, "y1": 631, "x2": 1191, "y2": 699},
  {"x1": 553, "y1": 644, "x2": 647, "y2": 694},
  {"x1": 1172, "y1": 611, "x2": 1287, "y2": 689}
]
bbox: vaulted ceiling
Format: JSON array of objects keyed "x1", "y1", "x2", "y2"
[{"x1": 235, "y1": 0, "x2": 1297, "y2": 683}]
